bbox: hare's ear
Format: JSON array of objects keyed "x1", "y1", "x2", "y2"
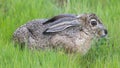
[
  {"x1": 43, "y1": 20, "x2": 80, "y2": 34},
  {"x1": 43, "y1": 14, "x2": 76, "y2": 25}
]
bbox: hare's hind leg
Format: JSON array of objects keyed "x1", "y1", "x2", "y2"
[{"x1": 13, "y1": 25, "x2": 36, "y2": 49}]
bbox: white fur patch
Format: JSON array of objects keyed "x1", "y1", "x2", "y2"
[{"x1": 90, "y1": 19, "x2": 96, "y2": 22}]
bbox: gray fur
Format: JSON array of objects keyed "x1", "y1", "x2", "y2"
[{"x1": 13, "y1": 14, "x2": 107, "y2": 55}]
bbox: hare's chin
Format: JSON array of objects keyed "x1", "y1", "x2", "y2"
[{"x1": 100, "y1": 34, "x2": 107, "y2": 38}]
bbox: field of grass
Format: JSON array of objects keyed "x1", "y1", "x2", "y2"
[{"x1": 0, "y1": 0, "x2": 120, "y2": 68}]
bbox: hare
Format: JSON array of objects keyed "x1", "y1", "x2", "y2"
[{"x1": 13, "y1": 13, "x2": 107, "y2": 55}]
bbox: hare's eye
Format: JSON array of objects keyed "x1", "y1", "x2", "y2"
[
  {"x1": 91, "y1": 21, "x2": 97, "y2": 26},
  {"x1": 90, "y1": 19, "x2": 97, "y2": 26}
]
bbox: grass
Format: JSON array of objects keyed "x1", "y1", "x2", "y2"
[{"x1": 0, "y1": 0, "x2": 120, "y2": 68}]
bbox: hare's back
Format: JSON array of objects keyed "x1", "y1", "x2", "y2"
[{"x1": 13, "y1": 19, "x2": 53, "y2": 48}]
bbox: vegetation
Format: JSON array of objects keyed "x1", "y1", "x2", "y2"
[{"x1": 0, "y1": 0, "x2": 120, "y2": 68}]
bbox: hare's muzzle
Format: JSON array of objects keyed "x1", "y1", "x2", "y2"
[{"x1": 98, "y1": 29, "x2": 108, "y2": 38}]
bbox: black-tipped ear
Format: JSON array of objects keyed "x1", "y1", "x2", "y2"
[
  {"x1": 43, "y1": 29, "x2": 53, "y2": 35},
  {"x1": 43, "y1": 20, "x2": 81, "y2": 34},
  {"x1": 43, "y1": 25, "x2": 73, "y2": 34},
  {"x1": 43, "y1": 14, "x2": 76, "y2": 25}
]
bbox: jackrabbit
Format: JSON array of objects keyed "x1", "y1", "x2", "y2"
[{"x1": 13, "y1": 13, "x2": 107, "y2": 54}]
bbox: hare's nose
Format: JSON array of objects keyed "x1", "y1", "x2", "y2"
[{"x1": 104, "y1": 29, "x2": 108, "y2": 35}]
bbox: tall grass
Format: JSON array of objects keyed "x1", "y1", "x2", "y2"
[{"x1": 0, "y1": 0, "x2": 120, "y2": 68}]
